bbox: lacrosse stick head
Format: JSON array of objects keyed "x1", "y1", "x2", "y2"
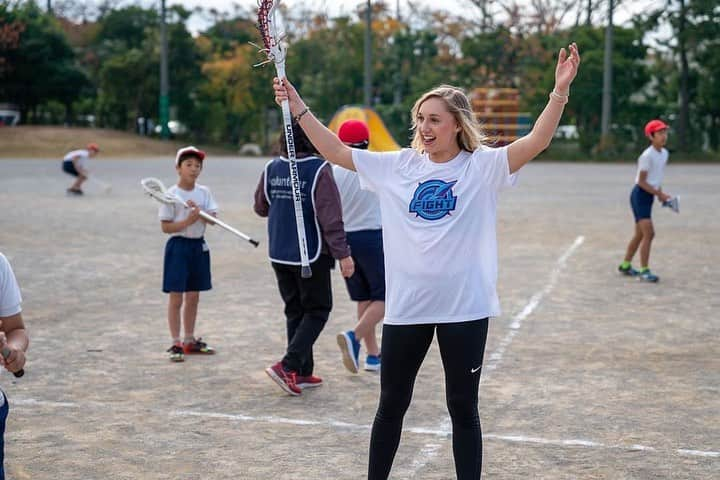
[
  {"x1": 257, "y1": 0, "x2": 286, "y2": 66},
  {"x1": 141, "y1": 177, "x2": 177, "y2": 205},
  {"x1": 662, "y1": 196, "x2": 679, "y2": 213}
]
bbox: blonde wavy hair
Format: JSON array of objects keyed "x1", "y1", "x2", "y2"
[{"x1": 410, "y1": 85, "x2": 486, "y2": 153}]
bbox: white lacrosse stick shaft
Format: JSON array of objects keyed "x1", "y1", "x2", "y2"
[
  {"x1": 173, "y1": 195, "x2": 259, "y2": 247},
  {"x1": 275, "y1": 62, "x2": 312, "y2": 278},
  {"x1": 88, "y1": 175, "x2": 112, "y2": 193}
]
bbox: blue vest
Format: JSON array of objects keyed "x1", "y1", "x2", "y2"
[{"x1": 264, "y1": 156, "x2": 327, "y2": 264}]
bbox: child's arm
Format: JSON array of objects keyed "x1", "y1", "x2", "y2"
[
  {"x1": 71, "y1": 154, "x2": 89, "y2": 177},
  {"x1": 253, "y1": 171, "x2": 269, "y2": 218},
  {"x1": 314, "y1": 165, "x2": 355, "y2": 278},
  {"x1": 0, "y1": 314, "x2": 28, "y2": 375},
  {"x1": 508, "y1": 43, "x2": 580, "y2": 174},
  {"x1": 160, "y1": 206, "x2": 201, "y2": 234},
  {"x1": 637, "y1": 171, "x2": 671, "y2": 202}
]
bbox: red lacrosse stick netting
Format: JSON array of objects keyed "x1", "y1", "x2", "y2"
[{"x1": 257, "y1": 0, "x2": 277, "y2": 51}]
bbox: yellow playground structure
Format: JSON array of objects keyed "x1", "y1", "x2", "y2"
[{"x1": 328, "y1": 106, "x2": 401, "y2": 152}]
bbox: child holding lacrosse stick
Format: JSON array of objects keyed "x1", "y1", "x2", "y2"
[
  {"x1": 333, "y1": 119, "x2": 385, "y2": 374},
  {"x1": 618, "y1": 119, "x2": 674, "y2": 282},
  {"x1": 62, "y1": 143, "x2": 100, "y2": 195},
  {"x1": 159, "y1": 146, "x2": 218, "y2": 362},
  {"x1": 274, "y1": 42, "x2": 580, "y2": 478},
  {"x1": 254, "y1": 124, "x2": 355, "y2": 396},
  {"x1": 0, "y1": 252, "x2": 29, "y2": 480}
]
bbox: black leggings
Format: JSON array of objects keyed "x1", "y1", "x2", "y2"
[{"x1": 368, "y1": 319, "x2": 489, "y2": 480}]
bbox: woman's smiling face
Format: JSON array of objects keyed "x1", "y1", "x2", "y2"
[{"x1": 415, "y1": 97, "x2": 461, "y2": 162}]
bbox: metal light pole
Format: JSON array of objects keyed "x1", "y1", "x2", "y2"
[
  {"x1": 600, "y1": 0, "x2": 613, "y2": 147},
  {"x1": 159, "y1": 0, "x2": 170, "y2": 139},
  {"x1": 364, "y1": 0, "x2": 372, "y2": 107}
]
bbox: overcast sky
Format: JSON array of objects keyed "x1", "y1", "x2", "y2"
[{"x1": 156, "y1": 0, "x2": 656, "y2": 34}]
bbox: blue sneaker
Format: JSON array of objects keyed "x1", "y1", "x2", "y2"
[
  {"x1": 637, "y1": 269, "x2": 659, "y2": 283},
  {"x1": 364, "y1": 354, "x2": 381, "y2": 372},
  {"x1": 618, "y1": 263, "x2": 638, "y2": 276},
  {"x1": 337, "y1": 330, "x2": 360, "y2": 373}
]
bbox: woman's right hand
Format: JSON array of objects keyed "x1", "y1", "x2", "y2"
[{"x1": 273, "y1": 77, "x2": 306, "y2": 116}]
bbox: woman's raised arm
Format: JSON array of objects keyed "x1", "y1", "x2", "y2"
[
  {"x1": 507, "y1": 43, "x2": 580, "y2": 174},
  {"x1": 273, "y1": 77, "x2": 355, "y2": 171}
]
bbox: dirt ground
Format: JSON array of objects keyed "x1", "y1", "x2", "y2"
[{"x1": 0, "y1": 158, "x2": 718, "y2": 479}]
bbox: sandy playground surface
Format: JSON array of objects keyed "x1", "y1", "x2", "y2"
[{"x1": 0, "y1": 157, "x2": 718, "y2": 479}]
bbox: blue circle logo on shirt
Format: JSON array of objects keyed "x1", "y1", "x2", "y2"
[{"x1": 409, "y1": 179, "x2": 458, "y2": 221}]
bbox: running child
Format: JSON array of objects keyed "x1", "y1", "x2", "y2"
[
  {"x1": 333, "y1": 119, "x2": 385, "y2": 374},
  {"x1": 254, "y1": 124, "x2": 354, "y2": 396},
  {"x1": 159, "y1": 146, "x2": 218, "y2": 362},
  {"x1": 62, "y1": 143, "x2": 100, "y2": 195},
  {"x1": 618, "y1": 119, "x2": 673, "y2": 282},
  {"x1": 273, "y1": 42, "x2": 580, "y2": 478},
  {"x1": 0, "y1": 252, "x2": 30, "y2": 480}
]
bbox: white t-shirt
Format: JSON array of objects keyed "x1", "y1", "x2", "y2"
[
  {"x1": 333, "y1": 164, "x2": 382, "y2": 232},
  {"x1": 0, "y1": 253, "x2": 22, "y2": 317},
  {"x1": 158, "y1": 184, "x2": 218, "y2": 239},
  {"x1": 635, "y1": 146, "x2": 668, "y2": 188},
  {"x1": 352, "y1": 146, "x2": 515, "y2": 325},
  {"x1": 63, "y1": 149, "x2": 90, "y2": 170}
]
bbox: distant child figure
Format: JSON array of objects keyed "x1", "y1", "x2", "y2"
[
  {"x1": 254, "y1": 123, "x2": 354, "y2": 396},
  {"x1": 62, "y1": 143, "x2": 99, "y2": 195},
  {"x1": 333, "y1": 120, "x2": 385, "y2": 373},
  {"x1": 0, "y1": 252, "x2": 30, "y2": 480},
  {"x1": 159, "y1": 146, "x2": 218, "y2": 362},
  {"x1": 618, "y1": 120, "x2": 673, "y2": 282}
]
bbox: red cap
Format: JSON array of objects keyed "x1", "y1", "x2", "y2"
[
  {"x1": 87, "y1": 143, "x2": 100, "y2": 152},
  {"x1": 644, "y1": 119, "x2": 668, "y2": 137},
  {"x1": 338, "y1": 119, "x2": 370, "y2": 145},
  {"x1": 175, "y1": 145, "x2": 206, "y2": 166}
]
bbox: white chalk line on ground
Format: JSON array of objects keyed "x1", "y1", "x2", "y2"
[
  {"x1": 482, "y1": 235, "x2": 585, "y2": 380},
  {"x1": 11, "y1": 398, "x2": 720, "y2": 458},
  {"x1": 406, "y1": 236, "x2": 587, "y2": 475}
]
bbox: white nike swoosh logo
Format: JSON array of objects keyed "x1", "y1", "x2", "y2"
[{"x1": 471, "y1": 366, "x2": 482, "y2": 373}]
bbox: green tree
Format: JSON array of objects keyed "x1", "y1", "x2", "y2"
[{"x1": 0, "y1": 2, "x2": 89, "y2": 123}]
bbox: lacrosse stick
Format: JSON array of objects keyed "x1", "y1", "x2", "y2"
[
  {"x1": 140, "y1": 177, "x2": 259, "y2": 247},
  {"x1": 662, "y1": 196, "x2": 679, "y2": 213},
  {"x1": 256, "y1": 0, "x2": 312, "y2": 278},
  {"x1": 88, "y1": 175, "x2": 112, "y2": 193}
]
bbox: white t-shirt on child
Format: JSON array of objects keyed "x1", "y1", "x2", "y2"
[
  {"x1": 0, "y1": 253, "x2": 22, "y2": 317},
  {"x1": 333, "y1": 165, "x2": 382, "y2": 232},
  {"x1": 635, "y1": 146, "x2": 668, "y2": 189},
  {"x1": 158, "y1": 184, "x2": 218, "y2": 239},
  {"x1": 352, "y1": 146, "x2": 516, "y2": 325},
  {"x1": 63, "y1": 149, "x2": 91, "y2": 170}
]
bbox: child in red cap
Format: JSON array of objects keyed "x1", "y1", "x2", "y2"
[
  {"x1": 61, "y1": 143, "x2": 100, "y2": 195},
  {"x1": 334, "y1": 119, "x2": 385, "y2": 374},
  {"x1": 618, "y1": 119, "x2": 674, "y2": 282}
]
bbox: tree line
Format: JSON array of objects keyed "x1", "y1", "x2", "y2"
[{"x1": 1, "y1": 0, "x2": 719, "y2": 156}]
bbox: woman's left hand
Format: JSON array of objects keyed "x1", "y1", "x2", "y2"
[{"x1": 554, "y1": 42, "x2": 580, "y2": 96}]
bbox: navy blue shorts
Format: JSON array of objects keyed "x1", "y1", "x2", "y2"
[
  {"x1": 162, "y1": 237, "x2": 212, "y2": 293},
  {"x1": 630, "y1": 184, "x2": 654, "y2": 222},
  {"x1": 344, "y1": 229, "x2": 385, "y2": 302},
  {"x1": 62, "y1": 160, "x2": 79, "y2": 177}
]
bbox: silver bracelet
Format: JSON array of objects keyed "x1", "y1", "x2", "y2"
[{"x1": 549, "y1": 91, "x2": 569, "y2": 105}]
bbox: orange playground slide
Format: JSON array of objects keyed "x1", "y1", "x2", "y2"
[{"x1": 328, "y1": 105, "x2": 401, "y2": 152}]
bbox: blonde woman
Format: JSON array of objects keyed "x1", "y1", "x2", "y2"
[{"x1": 274, "y1": 43, "x2": 580, "y2": 479}]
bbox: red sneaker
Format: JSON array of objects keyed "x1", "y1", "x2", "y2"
[
  {"x1": 265, "y1": 362, "x2": 301, "y2": 396},
  {"x1": 183, "y1": 337, "x2": 215, "y2": 355},
  {"x1": 296, "y1": 374, "x2": 323, "y2": 389}
]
